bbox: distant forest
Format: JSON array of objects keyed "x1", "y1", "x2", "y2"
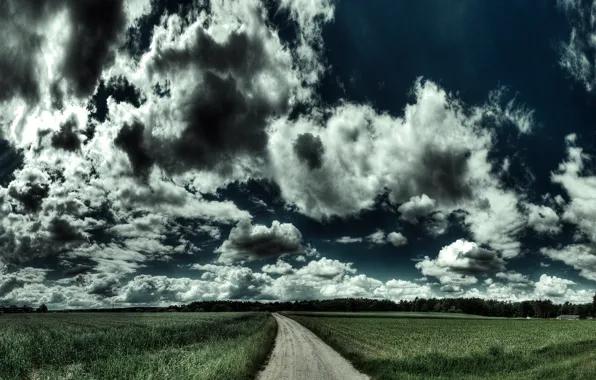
[{"x1": 6, "y1": 295, "x2": 595, "y2": 319}]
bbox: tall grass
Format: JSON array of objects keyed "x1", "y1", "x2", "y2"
[
  {"x1": 0, "y1": 312, "x2": 276, "y2": 380},
  {"x1": 289, "y1": 314, "x2": 596, "y2": 380}
]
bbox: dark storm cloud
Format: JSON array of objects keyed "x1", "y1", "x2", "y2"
[
  {"x1": 0, "y1": 0, "x2": 60, "y2": 103},
  {"x1": 8, "y1": 181, "x2": 49, "y2": 213},
  {"x1": 453, "y1": 246, "x2": 506, "y2": 275},
  {"x1": 63, "y1": 265, "x2": 94, "y2": 277},
  {"x1": 52, "y1": 116, "x2": 81, "y2": 151},
  {"x1": 0, "y1": 0, "x2": 126, "y2": 104},
  {"x1": 293, "y1": 133, "x2": 325, "y2": 170},
  {"x1": 87, "y1": 276, "x2": 119, "y2": 297},
  {"x1": 89, "y1": 77, "x2": 144, "y2": 123},
  {"x1": 61, "y1": 0, "x2": 126, "y2": 97},
  {"x1": 50, "y1": 218, "x2": 86, "y2": 243},
  {"x1": 114, "y1": 121, "x2": 155, "y2": 180},
  {"x1": 392, "y1": 145, "x2": 473, "y2": 205},
  {"x1": 0, "y1": 277, "x2": 25, "y2": 297},
  {"x1": 0, "y1": 33, "x2": 42, "y2": 103},
  {"x1": 216, "y1": 220, "x2": 302, "y2": 264},
  {"x1": 148, "y1": 25, "x2": 290, "y2": 173}
]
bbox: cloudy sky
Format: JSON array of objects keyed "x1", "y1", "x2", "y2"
[{"x1": 1, "y1": 0, "x2": 596, "y2": 309}]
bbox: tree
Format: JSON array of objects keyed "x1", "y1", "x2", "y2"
[{"x1": 37, "y1": 304, "x2": 48, "y2": 313}]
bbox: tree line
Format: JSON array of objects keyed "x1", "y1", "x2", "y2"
[
  {"x1": 176, "y1": 296, "x2": 596, "y2": 318},
  {"x1": 10, "y1": 295, "x2": 596, "y2": 318}
]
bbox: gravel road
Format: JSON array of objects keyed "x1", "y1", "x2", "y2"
[{"x1": 257, "y1": 313, "x2": 370, "y2": 380}]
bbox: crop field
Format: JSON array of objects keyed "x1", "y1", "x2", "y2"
[
  {"x1": 287, "y1": 311, "x2": 509, "y2": 319},
  {"x1": 0, "y1": 312, "x2": 276, "y2": 380},
  {"x1": 289, "y1": 314, "x2": 596, "y2": 380}
]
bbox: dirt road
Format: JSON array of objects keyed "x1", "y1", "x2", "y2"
[{"x1": 257, "y1": 313, "x2": 370, "y2": 380}]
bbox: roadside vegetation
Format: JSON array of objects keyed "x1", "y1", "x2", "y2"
[
  {"x1": 0, "y1": 312, "x2": 276, "y2": 380},
  {"x1": 289, "y1": 314, "x2": 596, "y2": 380}
]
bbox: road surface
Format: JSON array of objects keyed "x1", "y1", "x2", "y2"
[{"x1": 257, "y1": 313, "x2": 370, "y2": 380}]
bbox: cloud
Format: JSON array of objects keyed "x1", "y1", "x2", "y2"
[
  {"x1": 262, "y1": 260, "x2": 294, "y2": 275},
  {"x1": 557, "y1": 0, "x2": 596, "y2": 92},
  {"x1": 440, "y1": 284, "x2": 462, "y2": 293},
  {"x1": 387, "y1": 232, "x2": 408, "y2": 247},
  {"x1": 264, "y1": 257, "x2": 431, "y2": 301},
  {"x1": 335, "y1": 236, "x2": 363, "y2": 244},
  {"x1": 398, "y1": 194, "x2": 437, "y2": 223},
  {"x1": 366, "y1": 230, "x2": 386, "y2": 245},
  {"x1": 495, "y1": 271, "x2": 533, "y2": 287},
  {"x1": 0, "y1": 0, "x2": 126, "y2": 104},
  {"x1": 416, "y1": 239, "x2": 505, "y2": 286},
  {"x1": 551, "y1": 137, "x2": 596, "y2": 242},
  {"x1": 525, "y1": 204, "x2": 562, "y2": 235},
  {"x1": 541, "y1": 244, "x2": 596, "y2": 281},
  {"x1": 51, "y1": 116, "x2": 82, "y2": 151},
  {"x1": 268, "y1": 79, "x2": 528, "y2": 257},
  {"x1": 0, "y1": 277, "x2": 25, "y2": 297},
  {"x1": 133, "y1": 1, "x2": 298, "y2": 176},
  {"x1": 293, "y1": 133, "x2": 325, "y2": 170},
  {"x1": 483, "y1": 87, "x2": 535, "y2": 134},
  {"x1": 534, "y1": 274, "x2": 576, "y2": 298},
  {"x1": 216, "y1": 220, "x2": 303, "y2": 264}
]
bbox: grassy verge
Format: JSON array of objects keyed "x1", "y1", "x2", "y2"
[
  {"x1": 0, "y1": 312, "x2": 277, "y2": 380},
  {"x1": 288, "y1": 314, "x2": 596, "y2": 380}
]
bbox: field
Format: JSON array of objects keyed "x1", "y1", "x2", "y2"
[
  {"x1": 0, "y1": 312, "x2": 276, "y2": 380},
  {"x1": 288, "y1": 313, "x2": 596, "y2": 380},
  {"x1": 287, "y1": 311, "x2": 509, "y2": 319}
]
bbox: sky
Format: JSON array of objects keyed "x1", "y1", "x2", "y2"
[{"x1": 1, "y1": 0, "x2": 596, "y2": 309}]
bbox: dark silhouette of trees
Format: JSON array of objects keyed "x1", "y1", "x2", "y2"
[{"x1": 20, "y1": 292, "x2": 596, "y2": 318}]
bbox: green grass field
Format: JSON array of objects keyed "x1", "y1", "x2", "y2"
[
  {"x1": 0, "y1": 312, "x2": 276, "y2": 380},
  {"x1": 289, "y1": 313, "x2": 596, "y2": 380},
  {"x1": 286, "y1": 311, "x2": 509, "y2": 319}
]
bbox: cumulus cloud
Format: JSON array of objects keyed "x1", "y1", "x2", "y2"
[
  {"x1": 535, "y1": 274, "x2": 576, "y2": 298},
  {"x1": 366, "y1": 230, "x2": 386, "y2": 245},
  {"x1": 262, "y1": 260, "x2": 294, "y2": 275},
  {"x1": 216, "y1": 219, "x2": 303, "y2": 264},
  {"x1": 398, "y1": 194, "x2": 437, "y2": 223},
  {"x1": 495, "y1": 271, "x2": 533, "y2": 287},
  {"x1": 0, "y1": 0, "x2": 335, "y2": 267},
  {"x1": 268, "y1": 79, "x2": 528, "y2": 257},
  {"x1": 416, "y1": 239, "x2": 505, "y2": 287},
  {"x1": 525, "y1": 204, "x2": 562, "y2": 235},
  {"x1": 387, "y1": 232, "x2": 408, "y2": 247}
]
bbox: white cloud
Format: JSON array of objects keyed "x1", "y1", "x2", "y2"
[
  {"x1": 216, "y1": 219, "x2": 303, "y2": 264},
  {"x1": 551, "y1": 137, "x2": 596, "y2": 242},
  {"x1": 398, "y1": 194, "x2": 437, "y2": 223},
  {"x1": 483, "y1": 87, "x2": 535, "y2": 134},
  {"x1": 268, "y1": 79, "x2": 528, "y2": 257},
  {"x1": 495, "y1": 271, "x2": 533, "y2": 286},
  {"x1": 416, "y1": 239, "x2": 505, "y2": 286},
  {"x1": 541, "y1": 244, "x2": 596, "y2": 281},
  {"x1": 335, "y1": 236, "x2": 363, "y2": 244},
  {"x1": 558, "y1": 0, "x2": 596, "y2": 92},
  {"x1": 387, "y1": 232, "x2": 408, "y2": 247},
  {"x1": 526, "y1": 204, "x2": 562, "y2": 235},
  {"x1": 366, "y1": 230, "x2": 386, "y2": 245},
  {"x1": 262, "y1": 260, "x2": 294, "y2": 275},
  {"x1": 535, "y1": 274, "x2": 576, "y2": 297}
]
